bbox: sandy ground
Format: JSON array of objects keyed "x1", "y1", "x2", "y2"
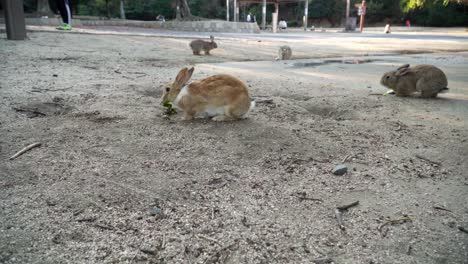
[{"x1": 0, "y1": 29, "x2": 468, "y2": 264}]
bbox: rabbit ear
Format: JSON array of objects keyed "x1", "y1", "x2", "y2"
[
  {"x1": 187, "y1": 67, "x2": 194, "y2": 80},
  {"x1": 397, "y1": 64, "x2": 410, "y2": 70},
  {"x1": 396, "y1": 67, "x2": 410, "y2": 76},
  {"x1": 174, "y1": 67, "x2": 194, "y2": 88}
]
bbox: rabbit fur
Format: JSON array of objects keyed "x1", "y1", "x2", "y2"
[
  {"x1": 189, "y1": 35, "x2": 218, "y2": 56},
  {"x1": 380, "y1": 64, "x2": 448, "y2": 98},
  {"x1": 162, "y1": 67, "x2": 255, "y2": 121},
  {"x1": 277, "y1": 46, "x2": 292, "y2": 60}
]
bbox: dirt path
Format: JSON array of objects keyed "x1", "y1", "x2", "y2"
[{"x1": 0, "y1": 31, "x2": 467, "y2": 264}]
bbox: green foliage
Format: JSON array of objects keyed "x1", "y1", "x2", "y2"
[
  {"x1": 189, "y1": 0, "x2": 226, "y2": 19},
  {"x1": 162, "y1": 100, "x2": 177, "y2": 116},
  {"x1": 125, "y1": 0, "x2": 174, "y2": 20},
  {"x1": 365, "y1": 0, "x2": 403, "y2": 23},
  {"x1": 23, "y1": 0, "x2": 37, "y2": 13},
  {"x1": 248, "y1": 4, "x2": 276, "y2": 24},
  {"x1": 76, "y1": 0, "x2": 100, "y2": 16},
  {"x1": 401, "y1": 0, "x2": 468, "y2": 11},
  {"x1": 403, "y1": 0, "x2": 468, "y2": 26},
  {"x1": 15, "y1": 0, "x2": 468, "y2": 26}
]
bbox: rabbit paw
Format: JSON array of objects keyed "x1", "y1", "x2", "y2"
[
  {"x1": 212, "y1": 115, "x2": 229, "y2": 122},
  {"x1": 183, "y1": 114, "x2": 195, "y2": 121}
]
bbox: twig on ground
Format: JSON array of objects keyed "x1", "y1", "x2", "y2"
[
  {"x1": 292, "y1": 193, "x2": 323, "y2": 202},
  {"x1": 415, "y1": 154, "x2": 441, "y2": 166},
  {"x1": 128, "y1": 71, "x2": 147, "y2": 75},
  {"x1": 334, "y1": 200, "x2": 359, "y2": 230},
  {"x1": 336, "y1": 200, "x2": 359, "y2": 210},
  {"x1": 9, "y1": 142, "x2": 42, "y2": 160},
  {"x1": 184, "y1": 245, "x2": 193, "y2": 264},
  {"x1": 12, "y1": 107, "x2": 46, "y2": 117},
  {"x1": 75, "y1": 216, "x2": 96, "y2": 222},
  {"x1": 335, "y1": 209, "x2": 345, "y2": 230},
  {"x1": 31, "y1": 86, "x2": 73, "y2": 93},
  {"x1": 407, "y1": 244, "x2": 412, "y2": 255},
  {"x1": 312, "y1": 257, "x2": 334, "y2": 264},
  {"x1": 255, "y1": 99, "x2": 274, "y2": 104},
  {"x1": 82, "y1": 65, "x2": 99, "y2": 70},
  {"x1": 342, "y1": 154, "x2": 352, "y2": 163},
  {"x1": 378, "y1": 217, "x2": 412, "y2": 232},
  {"x1": 161, "y1": 233, "x2": 166, "y2": 249},
  {"x1": 433, "y1": 206, "x2": 454, "y2": 214},
  {"x1": 94, "y1": 223, "x2": 114, "y2": 230},
  {"x1": 203, "y1": 242, "x2": 238, "y2": 264},
  {"x1": 312, "y1": 157, "x2": 328, "y2": 163},
  {"x1": 293, "y1": 192, "x2": 322, "y2": 201},
  {"x1": 241, "y1": 216, "x2": 250, "y2": 227},
  {"x1": 140, "y1": 248, "x2": 157, "y2": 255},
  {"x1": 197, "y1": 234, "x2": 222, "y2": 246},
  {"x1": 458, "y1": 226, "x2": 468, "y2": 234}
]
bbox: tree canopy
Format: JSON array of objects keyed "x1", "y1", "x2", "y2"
[{"x1": 17, "y1": 0, "x2": 468, "y2": 26}]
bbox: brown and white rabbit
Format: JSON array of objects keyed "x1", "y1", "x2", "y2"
[
  {"x1": 380, "y1": 64, "x2": 448, "y2": 98},
  {"x1": 161, "y1": 67, "x2": 255, "y2": 121},
  {"x1": 189, "y1": 35, "x2": 218, "y2": 55}
]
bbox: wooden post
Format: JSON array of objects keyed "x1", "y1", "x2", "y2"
[
  {"x1": 346, "y1": 0, "x2": 350, "y2": 21},
  {"x1": 3, "y1": 0, "x2": 27, "y2": 40},
  {"x1": 345, "y1": 0, "x2": 351, "y2": 31},
  {"x1": 236, "y1": 5, "x2": 239, "y2": 22},
  {"x1": 359, "y1": 0, "x2": 366, "y2": 32},
  {"x1": 303, "y1": 0, "x2": 308, "y2": 31},
  {"x1": 261, "y1": 0, "x2": 266, "y2": 29},
  {"x1": 226, "y1": 0, "x2": 230, "y2": 21},
  {"x1": 120, "y1": 0, "x2": 126, "y2": 19},
  {"x1": 233, "y1": 0, "x2": 237, "y2": 21},
  {"x1": 272, "y1": 3, "x2": 279, "y2": 33}
]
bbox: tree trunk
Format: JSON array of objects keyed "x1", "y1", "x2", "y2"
[
  {"x1": 106, "y1": 0, "x2": 111, "y2": 18},
  {"x1": 176, "y1": 5, "x2": 182, "y2": 20},
  {"x1": 346, "y1": 0, "x2": 350, "y2": 20},
  {"x1": 226, "y1": 0, "x2": 230, "y2": 21},
  {"x1": 120, "y1": 0, "x2": 126, "y2": 19},
  {"x1": 176, "y1": 0, "x2": 192, "y2": 19},
  {"x1": 37, "y1": 0, "x2": 53, "y2": 16},
  {"x1": 261, "y1": 0, "x2": 266, "y2": 29}
]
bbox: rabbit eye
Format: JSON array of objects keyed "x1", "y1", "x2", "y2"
[
  {"x1": 386, "y1": 75, "x2": 390, "y2": 79},
  {"x1": 165, "y1": 87, "x2": 170, "y2": 92}
]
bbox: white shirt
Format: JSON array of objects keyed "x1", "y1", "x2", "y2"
[{"x1": 279, "y1": 20, "x2": 287, "y2": 28}]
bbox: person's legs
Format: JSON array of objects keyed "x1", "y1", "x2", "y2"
[
  {"x1": 55, "y1": 0, "x2": 72, "y2": 29},
  {"x1": 64, "y1": 0, "x2": 72, "y2": 25}
]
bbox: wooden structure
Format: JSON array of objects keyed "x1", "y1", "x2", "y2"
[
  {"x1": 1, "y1": 0, "x2": 27, "y2": 40},
  {"x1": 228, "y1": 0, "x2": 309, "y2": 32}
]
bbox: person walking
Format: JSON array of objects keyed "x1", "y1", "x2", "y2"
[
  {"x1": 246, "y1": 13, "x2": 252, "y2": 23},
  {"x1": 278, "y1": 18, "x2": 287, "y2": 30},
  {"x1": 55, "y1": 0, "x2": 72, "y2": 30}
]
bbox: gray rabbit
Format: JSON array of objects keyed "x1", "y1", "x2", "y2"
[
  {"x1": 380, "y1": 64, "x2": 448, "y2": 98},
  {"x1": 277, "y1": 45, "x2": 292, "y2": 60},
  {"x1": 189, "y1": 35, "x2": 218, "y2": 56}
]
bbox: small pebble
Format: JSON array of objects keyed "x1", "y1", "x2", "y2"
[
  {"x1": 332, "y1": 164, "x2": 348, "y2": 175},
  {"x1": 149, "y1": 207, "x2": 162, "y2": 216}
]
